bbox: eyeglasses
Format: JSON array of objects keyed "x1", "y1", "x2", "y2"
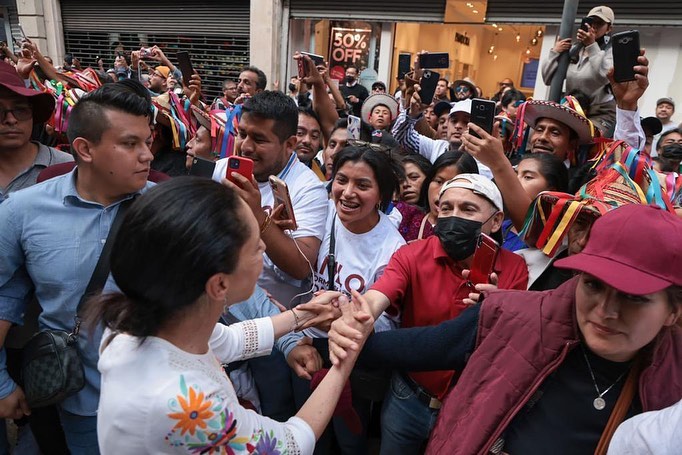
[
  {"x1": 0, "y1": 106, "x2": 32, "y2": 122},
  {"x1": 347, "y1": 139, "x2": 393, "y2": 156},
  {"x1": 455, "y1": 86, "x2": 471, "y2": 93}
]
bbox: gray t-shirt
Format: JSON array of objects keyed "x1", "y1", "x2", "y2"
[{"x1": 0, "y1": 141, "x2": 74, "y2": 202}]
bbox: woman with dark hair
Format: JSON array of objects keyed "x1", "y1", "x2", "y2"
[
  {"x1": 302, "y1": 144, "x2": 405, "y2": 453},
  {"x1": 502, "y1": 153, "x2": 569, "y2": 251},
  {"x1": 92, "y1": 177, "x2": 374, "y2": 454},
  {"x1": 399, "y1": 154, "x2": 432, "y2": 205},
  {"x1": 311, "y1": 144, "x2": 405, "y2": 300},
  {"x1": 393, "y1": 151, "x2": 478, "y2": 242}
]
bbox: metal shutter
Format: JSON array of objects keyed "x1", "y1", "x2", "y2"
[
  {"x1": 486, "y1": 0, "x2": 682, "y2": 26},
  {"x1": 60, "y1": 0, "x2": 250, "y2": 99},
  {"x1": 288, "y1": 0, "x2": 447, "y2": 23}
]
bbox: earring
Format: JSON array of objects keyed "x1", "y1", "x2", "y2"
[{"x1": 222, "y1": 295, "x2": 229, "y2": 315}]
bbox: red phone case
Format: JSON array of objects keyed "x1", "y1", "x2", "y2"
[
  {"x1": 468, "y1": 234, "x2": 500, "y2": 285},
  {"x1": 226, "y1": 156, "x2": 254, "y2": 184}
]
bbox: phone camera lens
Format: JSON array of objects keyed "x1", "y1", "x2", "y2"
[{"x1": 229, "y1": 160, "x2": 239, "y2": 169}]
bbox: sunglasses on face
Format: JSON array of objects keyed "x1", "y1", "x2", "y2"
[
  {"x1": 0, "y1": 106, "x2": 32, "y2": 122},
  {"x1": 455, "y1": 86, "x2": 471, "y2": 93}
]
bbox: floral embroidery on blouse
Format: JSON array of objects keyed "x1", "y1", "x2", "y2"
[{"x1": 165, "y1": 375, "x2": 290, "y2": 454}]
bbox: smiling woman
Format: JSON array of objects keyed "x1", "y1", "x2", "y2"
[{"x1": 302, "y1": 144, "x2": 405, "y2": 449}]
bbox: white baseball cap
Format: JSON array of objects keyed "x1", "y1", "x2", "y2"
[
  {"x1": 449, "y1": 98, "x2": 472, "y2": 116},
  {"x1": 439, "y1": 173, "x2": 503, "y2": 212}
]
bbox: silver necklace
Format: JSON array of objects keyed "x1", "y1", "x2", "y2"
[{"x1": 581, "y1": 346, "x2": 629, "y2": 410}]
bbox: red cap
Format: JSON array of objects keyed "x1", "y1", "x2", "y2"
[
  {"x1": 0, "y1": 61, "x2": 55, "y2": 123},
  {"x1": 555, "y1": 204, "x2": 682, "y2": 295}
]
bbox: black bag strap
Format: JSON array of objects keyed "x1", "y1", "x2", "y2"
[
  {"x1": 327, "y1": 215, "x2": 337, "y2": 291},
  {"x1": 76, "y1": 197, "x2": 136, "y2": 318}
]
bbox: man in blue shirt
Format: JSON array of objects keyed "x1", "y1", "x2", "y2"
[{"x1": 0, "y1": 80, "x2": 155, "y2": 454}]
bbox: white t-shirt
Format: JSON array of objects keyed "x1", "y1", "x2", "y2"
[
  {"x1": 213, "y1": 154, "x2": 328, "y2": 307},
  {"x1": 97, "y1": 319, "x2": 315, "y2": 455},
  {"x1": 305, "y1": 201, "x2": 405, "y2": 337},
  {"x1": 607, "y1": 399, "x2": 682, "y2": 454}
]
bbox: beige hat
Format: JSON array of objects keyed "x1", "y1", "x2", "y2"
[
  {"x1": 439, "y1": 173, "x2": 503, "y2": 212},
  {"x1": 587, "y1": 6, "x2": 615, "y2": 24}
]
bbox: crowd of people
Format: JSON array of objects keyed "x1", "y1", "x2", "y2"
[{"x1": 0, "y1": 4, "x2": 681, "y2": 455}]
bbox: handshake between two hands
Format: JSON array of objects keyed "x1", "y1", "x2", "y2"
[{"x1": 296, "y1": 289, "x2": 375, "y2": 368}]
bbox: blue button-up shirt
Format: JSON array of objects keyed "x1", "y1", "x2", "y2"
[{"x1": 0, "y1": 169, "x2": 154, "y2": 415}]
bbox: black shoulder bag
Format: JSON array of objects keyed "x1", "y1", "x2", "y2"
[
  {"x1": 20, "y1": 198, "x2": 134, "y2": 408},
  {"x1": 317, "y1": 215, "x2": 390, "y2": 402}
]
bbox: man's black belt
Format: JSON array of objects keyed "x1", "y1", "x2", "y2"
[{"x1": 402, "y1": 374, "x2": 442, "y2": 410}]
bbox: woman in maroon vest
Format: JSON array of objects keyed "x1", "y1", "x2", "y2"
[{"x1": 329, "y1": 203, "x2": 682, "y2": 454}]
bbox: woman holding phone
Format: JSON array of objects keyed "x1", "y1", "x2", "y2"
[{"x1": 92, "y1": 178, "x2": 374, "y2": 454}]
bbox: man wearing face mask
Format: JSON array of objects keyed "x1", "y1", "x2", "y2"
[
  {"x1": 339, "y1": 66, "x2": 369, "y2": 117},
  {"x1": 299, "y1": 174, "x2": 528, "y2": 453}
]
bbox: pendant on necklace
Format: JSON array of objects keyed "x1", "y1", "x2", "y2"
[{"x1": 593, "y1": 397, "x2": 606, "y2": 410}]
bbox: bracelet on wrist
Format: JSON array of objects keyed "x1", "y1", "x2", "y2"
[
  {"x1": 290, "y1": 308, "x2": 301, "y2": 331},
  {"x1": 259, "y1": 210, "x2": 272, "y2": 235}
]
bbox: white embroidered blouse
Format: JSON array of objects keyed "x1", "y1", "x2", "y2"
[{"x1": 97, "y1": 318, "x2": 315, "y2": 454}]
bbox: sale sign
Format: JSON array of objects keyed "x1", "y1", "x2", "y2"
[{"x1": 328, "y1": 27, "x2": 371, "y2": 81}]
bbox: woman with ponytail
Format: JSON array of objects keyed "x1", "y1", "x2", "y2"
[{"x1": 91, "y1": 177, "x2": 374, "y2": 454}]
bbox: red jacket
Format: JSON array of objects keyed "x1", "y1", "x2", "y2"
[{"x1": 426, "y1": 276, "x2": 682, "y2": 455}]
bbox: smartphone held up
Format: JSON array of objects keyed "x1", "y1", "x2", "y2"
[
  {"x1": 269, "y1": 175, "x2": 297, "y2": 230},
  {"x1": 612, "y1": 30, "x2": 640, "y2": 83},
  {"x1": 468, "y1": 234, "x2": 500, "y2": 285},
  {"x1": 226, "y1": 156, "x2": 254, "y2": 185}
]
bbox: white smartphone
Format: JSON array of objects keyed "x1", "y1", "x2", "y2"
[{"x1": 347, "y1": 115, "x2": 361, "y2": 140}]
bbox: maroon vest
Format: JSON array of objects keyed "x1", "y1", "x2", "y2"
[{"x1": 426, "y1": 276, "x2": 682, "y2": 455}]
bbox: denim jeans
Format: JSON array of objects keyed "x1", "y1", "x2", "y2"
[
  {"x1": 58, "y1": 410, "x2": 99, "y2": 455},
  {"x1": 379, "y1": 374, "x2": 440, "y2": 455}
]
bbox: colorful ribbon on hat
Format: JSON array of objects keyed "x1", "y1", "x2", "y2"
[
  {"x1": 219, "y1": 104, "x2": 242, "y2": 159},
  {"x1": 207, "y1": 108, "x2": 228, "y2": 158},
  {"x1": 521, "y1": 158, "x2": 674, "y2": 257},
  {"x1": 155, "y1": 92, "x2": 195, "y2": 150}
]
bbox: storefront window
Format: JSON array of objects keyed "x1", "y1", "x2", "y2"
[{"x1": 288, "y1": 19, "x2": 383, "y2": 90}]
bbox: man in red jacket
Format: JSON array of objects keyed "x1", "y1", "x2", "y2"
[{"x1": 330, "y1": 203, "x2": 682, "y2": 455}]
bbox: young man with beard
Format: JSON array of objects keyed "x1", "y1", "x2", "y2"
[
  {"x1": 213, "y1": 90, "x2": 328, "y2": 307},
  {"x1": 235, "y1": 66, "x2": 267, "y2": 104},
  {"x1": 339, "y1": 66, "x2": 369, "y2": 117},
  {"x1": 298, "y1": 174, "x2": 528, "y2": 454},
  {"x1": 0, "y1": 80, "x2": 155, "y2": 453},
  {"x1": 212, "y1": 90, "x2": 328, "y2": 424}
]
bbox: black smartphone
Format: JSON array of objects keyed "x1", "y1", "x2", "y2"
[
  {"x1": 419, "y1": 52, "x2": 449, "y2": 69},
  {"x1": 176, "y1": 51, "x2": 194, "y2": 86},
  {"x1": 580, "y1": 16, "x2": 593, "y2": 32},
  {"x1": 470, "y1": 99, "x2": 496, "y2": 138},
  {"x1": 398, "y1": 53, "x2": 411, "y2": 79},
  {"x1": 188, "y1": 156, "x2": 216, "y2": 178},
  {"x1": 612, "y1": 30, "x2": 640, "y2": 83},
  {"x1": 418, "y1": 70, "x2": 440, "y2": 105},
  {"x1": 300, "y1": 52, "x2": 325, "y2": 67}
]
